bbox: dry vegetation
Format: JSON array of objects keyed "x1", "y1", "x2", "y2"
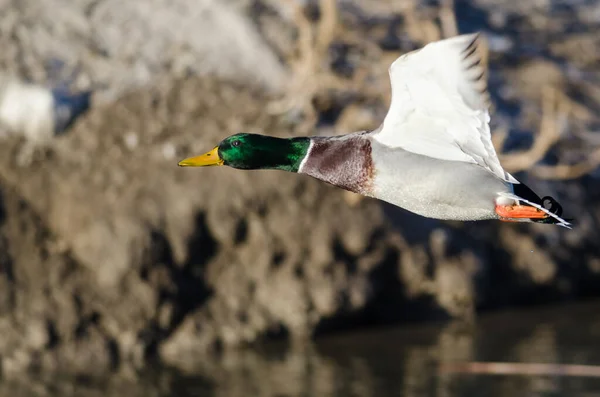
[{"x1": 268, "y1": 0, "x2": 600, "y2": 183}]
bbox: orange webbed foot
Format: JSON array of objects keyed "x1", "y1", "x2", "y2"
[{"x1": 495, "y1": 204, "x2": 548, "y2": 220}]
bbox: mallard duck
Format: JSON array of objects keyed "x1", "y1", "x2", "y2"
[{"x1": 179, "y1": 33, "x2": 571, "y2": 228}]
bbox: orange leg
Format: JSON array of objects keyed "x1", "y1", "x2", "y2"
[{"x1": 495, "y1": 204, "x2": 548, "y2": 220}]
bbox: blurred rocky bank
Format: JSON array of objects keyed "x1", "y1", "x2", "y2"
[{"x1": 0, "y1": 0, "x2": 599, "y2": 375}]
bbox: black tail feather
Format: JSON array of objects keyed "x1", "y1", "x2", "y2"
[
  {"x1": 513, "y1": 182, "x2": 543, "y2": 204},
  {"x1": 532, "y1": 196, "x2": 573, "y2": 225},
  {"x1": 509, "y1": 184, "x2": 573, "y2": 227}
]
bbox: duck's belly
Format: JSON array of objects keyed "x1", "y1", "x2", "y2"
[{"x1": 370, "y1": 147, "x2": 512, "y2": 221}]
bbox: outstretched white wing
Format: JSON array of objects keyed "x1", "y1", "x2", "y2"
[{"x1": 373, "y1": 33, "x2": 517, "y2": 183}]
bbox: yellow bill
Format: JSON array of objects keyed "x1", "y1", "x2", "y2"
[{"x1": 178, "y1": 147, "x2": 224, "y2": 167}]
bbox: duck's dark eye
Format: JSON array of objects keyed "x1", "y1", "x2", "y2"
[{"x1": 232, "y1": 140, "x2": 241, "y2": 147}]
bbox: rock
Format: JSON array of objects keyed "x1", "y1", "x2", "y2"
[{"x1": 0, "y1": 0, "x2": 288, "y2": 102}]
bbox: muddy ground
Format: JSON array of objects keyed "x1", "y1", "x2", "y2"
[{"x1": 0, "y1": 0, "x2": 598, "y2": 374}]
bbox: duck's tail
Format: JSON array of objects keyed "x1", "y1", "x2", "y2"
[{"x1": 498, "y1": 184, "x2": 573, "y2": 229}]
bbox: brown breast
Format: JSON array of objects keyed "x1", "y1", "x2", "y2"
[{"x1": 300, "y1": 134, "x2": 375, "y2": 195}]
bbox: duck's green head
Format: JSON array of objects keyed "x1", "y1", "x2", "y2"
[{"x1": 178, "y1": 133, "x2": 311, "y2": 172}]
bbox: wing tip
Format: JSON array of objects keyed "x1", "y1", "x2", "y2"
[
  {"x1": 458, "y1": 32, "x2": 491, "y2": 109},
  {"x1": 461, "y1": 32, "x2": 481, "y2": 53},
  {"x1": 412, "y1": 33, "x2": 491, "y2": 109}
]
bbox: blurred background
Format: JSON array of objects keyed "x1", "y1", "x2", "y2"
[{"x1": 0, "y1": 0, "x2": 599, "y2": 396}]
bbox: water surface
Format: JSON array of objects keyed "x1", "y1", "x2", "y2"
[{"x1": 5, "y1": 300, "x2": 600, "y2": 397}]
